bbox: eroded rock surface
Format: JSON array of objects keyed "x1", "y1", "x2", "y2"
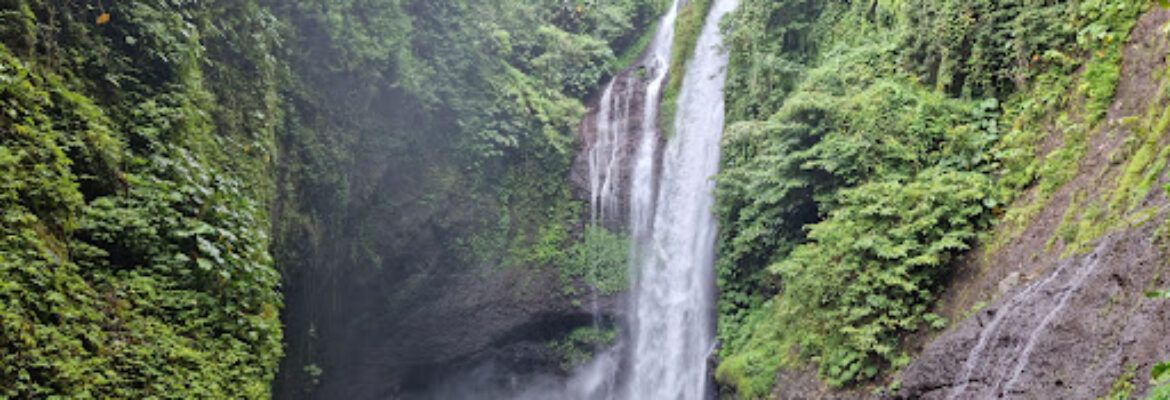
[{"x1": 898, "y1": 224, "x2": 1170, "y2": 399}]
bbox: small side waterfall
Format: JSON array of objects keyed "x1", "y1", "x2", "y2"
[
  {"x1": 584, "y1": 0, "x2": 681, "y2": 232},
  {"x1": 588, "y1": 79, "x2": 634, "y2": 226},
  {"x1": 567, "y1": 1, "x2": 685, "y2": 397}
]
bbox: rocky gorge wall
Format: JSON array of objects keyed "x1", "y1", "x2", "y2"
[{"x1": 269, "y1": 0, "x2": 671, "y2": 397}]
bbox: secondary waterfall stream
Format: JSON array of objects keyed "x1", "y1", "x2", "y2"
[
  {"x1": 579, "y1": 0, "x2": 736, "y2": 398},
  {"x1": 422, "y1": 2, "x2": 736, "y2": 398}
]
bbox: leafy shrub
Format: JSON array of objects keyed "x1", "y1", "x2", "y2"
[
  {"x1": 546, "y1": 326, "x2": 619, "y2": 369},
  {"x1": 0, "y1": 0, "x2": 283, "y2": 397},
  {"x1": 769, "y1": 169, "x2": 990, "y2": 386},
  {"x1": 562, "y1": 226, "x2": 631, "y2": 296},
  {"x1": 1151, "y1": 361, "x2": 1170, "y2": 400}
]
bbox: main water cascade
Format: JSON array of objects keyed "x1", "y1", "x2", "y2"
[
  {"x1": 625, "y1": 0, "x2": 735, "y2": 397},
  {"x1": 580, "y1": 0, "x2": 737, "y2": 398}
]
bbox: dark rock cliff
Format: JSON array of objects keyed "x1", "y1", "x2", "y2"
[{"x1": 276, "y1": 35, "x2": 669, "y2": 400}]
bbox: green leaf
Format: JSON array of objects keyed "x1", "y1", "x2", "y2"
[
  {"x1": 196, "y1": 257, "x2": 213, "y2": 271},
  {"x1": 1154, "y1": 362, "x2": 1170, "y2": 383}
]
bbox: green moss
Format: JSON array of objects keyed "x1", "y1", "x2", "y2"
[
  {"x1": 1112, "y1": 102, "x2": 1170, "y2": 214},
  {"x1": 660, "y1": 0, "x2": 713, "y2": 138},
  {"x1": 1101, "y1": 364, "x2": 1138, "y2": 400},
  {"x1": 1034, "y1": 38, "x2": 1170, "y2": 257}
]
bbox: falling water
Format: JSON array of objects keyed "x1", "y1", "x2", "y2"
[
  {"x1": 945, "y1": 262, "x2": 1068, "y2": 400},
  {"x1": 578, "y1": 0, "x2": 736, "y2": 398},
  {"x1": 588, "y1": 78, "x2": 632, "y2": 225},
  {"x1": 945, "y1": 251, "x2": 1107, "y2": 399},
  {"x1": 626, "y1": 0, "x2": 735, "y2": 398},
  {"x1": 572, "y1": 0, "x2": 685, "y2": 397}
]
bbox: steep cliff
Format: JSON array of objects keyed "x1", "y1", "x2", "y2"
[
  {"x1": 897, "y1": 9, "x2": 1170, "y2": 399},
  {"x1": 711, "y1": 1, "x2": 1170, "y2": 398}
]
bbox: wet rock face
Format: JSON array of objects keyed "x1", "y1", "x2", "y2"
[
  {"x1": 897, "y1": 225, "x2": 1170, "y2": 399},
  {"x1": 569, "y1": 66, "x2": 657, "y2": 232},
  {"x1": 305, "y1": 265, "x2": 625, "y2": 400}
]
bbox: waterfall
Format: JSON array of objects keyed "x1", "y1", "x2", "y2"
[
  {"x1": 625, "y1": 0, "x2": 735, "y2": 398},
  {"x1": 416, "y1": 2, "x2": 736, "y2": 398},
  {"x1": 575, "y1": 0, "x2": 736, "y2": 399}
]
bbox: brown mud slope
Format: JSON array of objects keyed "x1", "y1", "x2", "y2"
[{"x1": 896, "y1": 8, "x2": 1170, "y2": 400}]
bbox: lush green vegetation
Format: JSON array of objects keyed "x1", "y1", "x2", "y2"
[
  {"x1": 265, "y1": 0, "x2": 667, "y2": 395},
  {"x1": 5, "y1": 0, "x2": 1164, "y2": 397},
  {"x1": 0, "y1": 0, "x2": 666, "y2": 397},
  {"x1": 562, "y1": 226, "x2": 632, "y2": 297},
  {"x1": 546, "y1": 326, "x2": 619, "y2": 369},
  {"x1": 660, "y1": 0, "x2": 713, "y2": 137},
  {"x1": 0, "y1": 0, "x2": 282, "y2": 397},
  {"x1": 713, "y1": 0, "x2": 1149, "y2": 396}
]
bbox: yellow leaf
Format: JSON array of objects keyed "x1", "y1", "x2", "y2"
[{"x1": 96, "y1": 13, "x2": 110, "y2": 25}]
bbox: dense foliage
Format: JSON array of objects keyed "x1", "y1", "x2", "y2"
[
  {"x1": 713, "y1": 0, "x2": 1148, "y2": 396},
  {"x1": 545, "y1": 325, "x2": 619, "y2": 369},
  {"x1": 0, "y1": 0, "x2": 282, "y2": 397},
  {"x1": 266, "y1": 0, "x2": 666, "y2": 395},
  {"x1": 562, "y1": 225, "x2": 632, "y2": 297},
  {"x1": 1, "y1": 0, "x2": 666, "y2": 397}
]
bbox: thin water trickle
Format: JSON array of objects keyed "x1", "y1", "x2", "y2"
[
  {"x1": 996, "y1": 256, "x2": 1102, "y2": 395},
  {"x1": 946, "y1": 263, "x2": 1066, "y2": 400},
  {"x1": 946, "y1": 253, "x2": 1105, "y2": 399}
]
